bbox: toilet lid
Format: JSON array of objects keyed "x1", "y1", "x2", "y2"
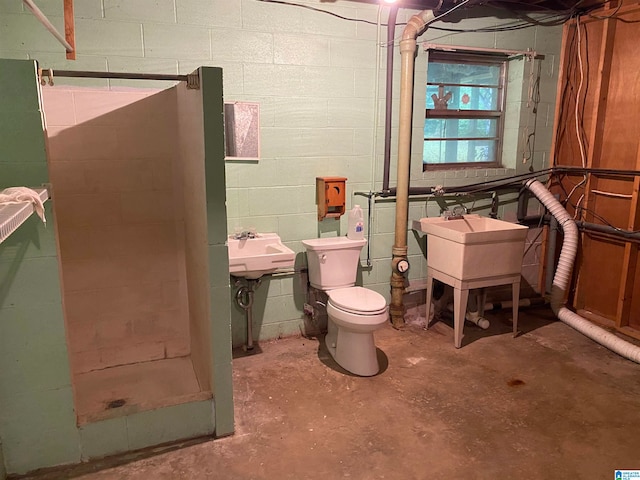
[{"x1": 327, "y1": 287, "x2": 387, "y2": 314}]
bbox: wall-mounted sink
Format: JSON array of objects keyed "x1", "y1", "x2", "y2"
[{"x1": 227, "y1": 233, "x2": 295, "y2": 279}]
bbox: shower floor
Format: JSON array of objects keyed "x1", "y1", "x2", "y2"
[{"x1": 74, "y1": 356, "x2": 211, "y2": 425}]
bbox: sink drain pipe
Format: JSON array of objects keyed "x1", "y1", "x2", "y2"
[
  {"x1": 390, "y1": 9, "x2": 436, "y2": 328},
  {"x1": 235, "y1": 279, "x2": 260, "y2": 351},
  {"x1": 525, "y1": 179, "x2": 640, "y2": 364}
]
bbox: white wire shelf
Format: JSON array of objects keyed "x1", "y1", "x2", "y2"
[{"x1": 0, "y1": 188, "x2": 49, "y2": 244}]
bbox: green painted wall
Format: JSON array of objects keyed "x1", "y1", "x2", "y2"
[
  {"x1": 0, "y1": 58, "x2": 80, "y2": 475},
  {"x1": 0, "y1": 1, "x2": 562, "y2": 344},
  {"x1": 0, "y1": 443, "x2": 5, "y2": 479}
]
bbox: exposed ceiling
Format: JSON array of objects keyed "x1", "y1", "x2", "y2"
[{"x1": 346, "y1": 0, "x2": 606, "y2": 17}]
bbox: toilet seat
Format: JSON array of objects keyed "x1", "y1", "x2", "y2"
[{"x1": 327, "y1": 286, "x2": 387, "y2": 315}]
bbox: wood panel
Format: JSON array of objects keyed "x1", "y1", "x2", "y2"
[
  {"x1": 628, "y1": 246, "x2": 640, "y2": 330},
  {"x1": 575, "y1": 235, "x2": 626, "y2": 318},
  {"x1": 552, "y1": 21, "x2": 603, "y2": 169},
  {"x1": 552, "y1": 1, "x2": 640, "y2": 336},
  {"x1": 598, "y1": 10, "x2": 640, "y2": 170},
  {"x1": 64, "y1": 0, "x2": 75, "y2": 60}
]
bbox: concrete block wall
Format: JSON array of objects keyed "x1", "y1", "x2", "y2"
[{"x1": 0, "y1": 1, "x2": 562, "y2": 346}]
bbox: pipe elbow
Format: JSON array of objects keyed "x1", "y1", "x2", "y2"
[{"x1": 401, "y1": 10, "x2": 436, "y2": 41}]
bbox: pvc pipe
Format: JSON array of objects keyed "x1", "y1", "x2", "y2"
[
  {"x1": 390, "y1": 9, "x2": 436, "y2": 328},
  {"x1": 482, "y1": 297, "x2": 548, "y2": 311},
  {"x1": 371, "y1": 5, "x2": 383, "y2": 193},
  {"x1": 466, "y1": 311, "x2": 490, "y2": 329},
  {"x1": 525, "y1": 179, "x2": 640, "y2": 364},
  {"x1": 546, "y1": 216, "x2": 558, "y2": 294},
  {"x1": 382, "y1": 5, "x2": 399, "y2": 192},
  {"x1": 23, "y1": 0, "x2": 74, "y2": 53}
]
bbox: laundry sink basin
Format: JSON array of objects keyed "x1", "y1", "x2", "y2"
[
  {"x1": 227, "y1": 233, "x2": 295, "y2": 279},
  {"x1": 413, "y1": 214, "x2": 528, "y2": 281}
]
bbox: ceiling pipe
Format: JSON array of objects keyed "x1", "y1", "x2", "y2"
[
  {"x1": 23, "y1": 0, "x2": 74, "y2": 53},
  {"x1": 390, "y1": 9, "x2": 436, "y2": 329}
]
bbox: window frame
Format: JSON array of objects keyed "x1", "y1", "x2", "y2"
[{"x1": 423, "y1": 51, "x2": 508, "y2": 171}]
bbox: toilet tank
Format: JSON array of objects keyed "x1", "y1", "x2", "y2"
[{"x1": 302, "y1": 237, "x2": 367, "y2": 290}]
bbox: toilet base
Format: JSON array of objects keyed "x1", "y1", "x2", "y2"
[{"x1": 325, "y1": 318, "x2": 380, "y2": 377}]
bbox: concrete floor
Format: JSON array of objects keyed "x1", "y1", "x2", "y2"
[{"x1": 24, "y1": 306, "x2": 640, "y2": 479}]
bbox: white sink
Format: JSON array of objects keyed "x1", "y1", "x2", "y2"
[
  {"x1": 413, "y1": 214, "x2": 528, "y2": 281},
  {"x1": 227, "y1": 233, "x2": 295, "y2": 279}
]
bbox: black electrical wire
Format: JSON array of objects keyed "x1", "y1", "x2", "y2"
[
  {"x1": 523, "y1": 60, "x2": 542, "y2": 170},
  {"x1": 253, "y1": 0, "x2": 601, "y2": 33},
  {"x1": 451, "y1": 168, "x2": 553, "y2": 195},
  {"x1": 254, "y1": 0, "x2": 388, "y2": 26}
]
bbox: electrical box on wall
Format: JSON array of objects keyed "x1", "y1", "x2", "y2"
[{"x1": 316, "y1": 176, "x2": 347, "y2": 221}]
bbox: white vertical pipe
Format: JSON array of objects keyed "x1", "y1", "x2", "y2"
[
  {"x1": 23, "y1": 0, "x2": 74, "y2": 53},
  {"x1": 390, "y1": 10, "x2": 436, "y2": 328}
]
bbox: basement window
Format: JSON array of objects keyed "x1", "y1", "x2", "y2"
[{"x1": 423, "y1": 51, "x2": 507, "y2": 171}]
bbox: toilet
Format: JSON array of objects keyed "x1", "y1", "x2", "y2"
[{"x1": 302, "y1": 237, "x2": 388, "y2": 376}]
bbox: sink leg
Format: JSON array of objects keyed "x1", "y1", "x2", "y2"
[
  {"x1": 512, "y1": 281, "x2": 520, "y2": 338},
  {"x1": 453, "y1": 287, "x2": 469, "y2": 348},
  {"x1": 425, "y1": 273, "x2": 434, "y2": 329},
  {"x1": 477, "y1": 288, "x2": 487, "y2": 317}
]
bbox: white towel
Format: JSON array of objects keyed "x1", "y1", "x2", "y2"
[{"x1": 0, "y1": 187, "x2": 46, "y2": 225}]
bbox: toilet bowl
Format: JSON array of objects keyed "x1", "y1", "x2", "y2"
[
  {"x1": 302, "y1": 237, "x2": 389, "y2": 376},
  {"x1": 325, "y1": 286, "x2": 388, "y2": 376}
]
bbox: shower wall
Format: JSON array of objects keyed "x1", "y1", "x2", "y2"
[
  {"x1": 177, "y1": 82, "x2": 211, "y2": 392},
  {"x1": 42, "y1": 86, "x2": 190, "y2": 374}
]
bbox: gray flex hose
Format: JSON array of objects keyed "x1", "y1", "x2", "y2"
[{"x1": 525, "y1": 179, "x2": 640, "y2": 364}]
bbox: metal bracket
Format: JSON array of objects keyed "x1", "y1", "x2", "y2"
[
  {"x1": 38, "y1": 68, "x2": 54, "y2": 86},
  {"x1": 186, "y1": 71, "x2": 200, "y2": 90},
  {"x1": 41, "y1": 182, "x2": 53, "y2": 201}
]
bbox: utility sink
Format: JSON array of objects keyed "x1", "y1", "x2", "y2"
[
  {"x1": 413, "y1": 214, "x2": 528, "y2": 281},
  {"x1": 227, "y1": 233, "x2": 295, "y2": 279}
]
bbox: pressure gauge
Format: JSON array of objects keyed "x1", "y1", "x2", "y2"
[{"x1": 396, "y1": 259, "x2": 410, "y2": 274}]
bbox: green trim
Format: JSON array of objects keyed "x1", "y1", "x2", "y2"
[{"x1": 200, "y1": 67, "x2": 235, "y2": 437}]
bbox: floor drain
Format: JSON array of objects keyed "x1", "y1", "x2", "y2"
[{"x1": 107, "y1": 398, "x2": 127, "y2": 409}]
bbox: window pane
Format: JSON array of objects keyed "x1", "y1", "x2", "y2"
[
  {"x1": 426, "y1": 84, "x2": 499, "y2": 110},
  {"x1": 425, "y1": 118, "x2": 498, "y2": 139},
  {"x1": 424, "y1": 139, "x2": 497, "y2": 164},
  {"x1": 427, "y1": 62, "x2": 500, "y2": 86},
  {"x1": 423, "y1": 55, "x2": 505, "y2": 170}
]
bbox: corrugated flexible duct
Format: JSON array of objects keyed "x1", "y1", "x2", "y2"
[
  {"x1": 525, "y1": 179, "x2": 640, "y2": 364},
  {"x1": 390, "y1": 10, "x2": 436, "y2": 328}
]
